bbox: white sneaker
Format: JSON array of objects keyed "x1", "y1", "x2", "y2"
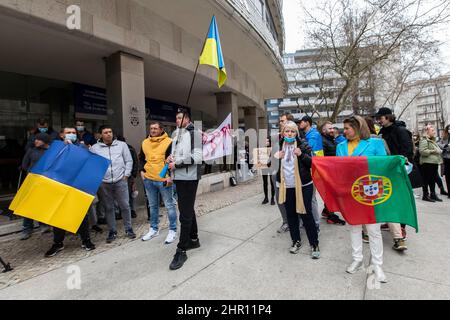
[
  {"x1": 371, "y1": 265, "x2": 388, "y2": 283},
  {"x1": 346, "y1": 260, "x2": 363, "y2": 274},
  {"x1": 165, "y1": 230, "x2": 177, "y2": 244},
  {"x1": 142, "y1": 228, "x2": 159, "y2": 241}
]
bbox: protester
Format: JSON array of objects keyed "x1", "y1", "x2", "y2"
[
  {"x1": 25, "y1": 118, "x2": 59, "y2": 151},
  {"x1": 76, "y1": 120, "x2": 96, "y2": 146},
  {"x1": 376, "y1": 107, "x2": 414, "y2": 239},
  {"x1": 140, "y1": 122, "x2": 178, "y2": 245},
  {"x1": 91, "y1": 125, "x2": 136, "y2": 243},
  {"x1": 298, "y1": 116, "x2": 322, "y2": 233},
  {"x1": 19, "y1": 133, "x2": 51, "y2": 240},
  {"x1": 364, "y1": 117, "x2": 407, "y2": 251},
  {"x1": 45, "y1": 126, "x2": 96, "y2": 257},
  {"x1": 438, "y1": 124, "x2": 450, "y2": 199},
  {"x1": 334, "y1": 127, "x2": 346, "y2": 145},
  {"x1": 168, "y1": 110, "x2": 203, "y2": 270},
  {"x1": 273, "y1": 113, "x2": 294, "y2": 233},
  {"x1": 275, "y1": 121, "x2": 320, "y2": 259},
  {"x1": 336, "y1": 116, "x2": 387, "y2": 283},
  {"x1": 419, "y1": 124, "x2": 443, "y2": 202},
  {"x1": 320, "y1": 122, "x2": 346, "y2": 225},
  {"x1": 259, "y1": 138, "x2": 275, "y2": 205}
]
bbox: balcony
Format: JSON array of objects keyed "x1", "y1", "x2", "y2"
[{"x1": 226, "y1": 0, "x2": 282, "y2": 62}]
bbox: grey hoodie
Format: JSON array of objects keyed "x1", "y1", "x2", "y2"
[
  {"x1": 90, "y1": 139, "x2": 133, "y2": 183},
  {"x1": 171, "y1": 123, "x2": 203, "y2": 181}
]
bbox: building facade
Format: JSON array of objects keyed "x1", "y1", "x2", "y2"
[
  {"x1": 395, "y1": 75, "x2": 450, "y2": 136},
  {"x1": 0, "y1": 0, "x2": 286, "y2": 216}
]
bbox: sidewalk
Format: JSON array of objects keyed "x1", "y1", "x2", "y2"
[{"x1": 1, "y1": 183, "x2": 450, "y2": 299}]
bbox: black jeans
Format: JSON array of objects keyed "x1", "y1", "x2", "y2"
[
  {"x1": 284, "y1": 184, "x2": 318, "y2": 247},
  {"x1": 421, "y1": 163, "x2": 439, "y2": 195},
  {"x1": 262, "y1": 174, "x2": 275, "y2": 200},
  {"x1": 53, "y1": 215, "x2": 90, "y2": 244},
  {"x1": 444, "y1": 159, "x2": 450, "y2": 194},
  {"x1": 175, "y1": 180, "x2": 199, "y2": 251}
]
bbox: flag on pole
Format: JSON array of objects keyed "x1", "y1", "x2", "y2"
[
  {"x1": 312, "y1": 156, "x2": 418, "y2": 231},
  {"x1": 10, "y1": 141, "x2": 109, "y2": 233},
  {"x1": 199, "y1": 15, "x2": 227, "y2": 88}
]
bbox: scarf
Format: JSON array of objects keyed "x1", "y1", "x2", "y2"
[{"x1": 278, "y1": 141, "x2": 306, "y2": 214}]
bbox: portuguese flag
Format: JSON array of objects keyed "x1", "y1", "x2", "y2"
[{"x1": 312, "y1": 156, "x2": 418, "y2": 231}]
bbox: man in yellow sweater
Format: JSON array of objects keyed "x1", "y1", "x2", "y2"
[{"x1": 139, "y1": 122, "x2": 178, "y2": 244}]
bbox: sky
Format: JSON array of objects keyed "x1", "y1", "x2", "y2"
[{"x1": 282, "y1": 0, "x2": 450, "y2": 74}]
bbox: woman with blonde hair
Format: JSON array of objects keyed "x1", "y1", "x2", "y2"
[
  {"x1": 419, "y1": 124, "x2": 443, "y2": 202},
  {"x1": 275, "y1": 121, "x2": 320, "y2": 259},
  {"x1": 336, "y1": 116, "x2": 388, "y2": 283}
]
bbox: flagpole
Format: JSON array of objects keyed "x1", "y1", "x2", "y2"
[{"x1": 171, "y1": 16, "x2": 214, "y2": 169}]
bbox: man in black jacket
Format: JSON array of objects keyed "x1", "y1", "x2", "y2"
[
  {"x1": 375, "y1": 107, "x2": 414, "y2": 240},
  {"x1": 376, "y1": 108, "x2": 414, "y2": 161}
]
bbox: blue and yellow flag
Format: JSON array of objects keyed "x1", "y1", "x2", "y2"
[
  {"x1": 199, "y1": 15, "x2": 227, "y2": 88},
  {"x1": 10, "y1": 141, "x2": 109, "y2": 233}
]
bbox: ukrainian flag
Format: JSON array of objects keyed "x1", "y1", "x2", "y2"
[
  {"x1": 199, "y1": 15, "x2": 227, "y2": 88},
  {"x1": 10, "y1": 141, "x2": 109, "y2": 233}
]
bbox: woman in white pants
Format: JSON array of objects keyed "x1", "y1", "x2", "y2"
[{"x1": 336, "y1": 116, "x2": 387, "y2": 283}]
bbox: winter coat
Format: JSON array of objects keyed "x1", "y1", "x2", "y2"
[
  {"x1": 139, "y1": 132, "x2": 172, "y2": 182},
  {"x1": 322, "y1": 134, "x2": 337, "y2": 156},
  {"x1": 419, "y1": 137, "x2": 443, "y2": 165},
  {"x1": 171, "y1": 123, "x2": 203, "y2": 181},
  {"x1": 276, "y1": 136, "x2": 313, "y2": 185},
  {"x1": 90, "y1": 139, "x2": 133, "y2": 183},
  {"x1": 379, "y1": 121, "x2": 414, "y2": 161}
]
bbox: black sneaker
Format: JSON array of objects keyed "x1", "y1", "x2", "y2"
[
  {"x1": 430, "y1": 193, "x2": 443, "y2": 202},
  {"x1": 106, "y1": 231, "x2": 117, "y2": 243},
  {"x1": 186, "y1": 239, "x2": 201, "y2": 251},
  {"x1": 126, "y1": 229, "x2": 136, "y2": 239},
  {"x1": 91, "y1": 225, "x2": 103, "y2": 233},
  {"x1": 82, "y1": 240, "x2": 96, "y2": 251},
  {"x1": 422, "y1": 195, "x2": 435, "y2": 202},
  {"x1": 261, "y1": 198, "x2": 269, "y2": 205},
  {"x1": 270, "y1": 199, "x2": 275, "y2": 205},
  {"x1": 45, "y1": 243, "x2": 64, "y2": 257},
  {"x1": 169, "y1": 248, "x2": 188, "y2": 270}
]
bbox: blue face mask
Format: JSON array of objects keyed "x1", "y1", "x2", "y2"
[
  {"x1": 284, "y1": 137, "x2": 296, "y2": 144},
  {"x1": 38, "y1": 128, "x2": 48, "y2": 133},
  {"x1": 65, "y1": 133, "x2": 77, "y2": 143}
]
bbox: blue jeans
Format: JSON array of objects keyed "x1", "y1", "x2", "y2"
[{"x1": 143, "y1": 179, "x2": 177, "y2": 232}]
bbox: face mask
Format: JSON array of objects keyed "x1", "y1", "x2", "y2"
[
  {"x1": 38, "y1": 128, "x2": 48, "y2": 133},
  {"x1": 65, "y1": 133, "x2": 77, "y2": 143},
  {"x1": 284, "y1": 137, "x2": 296, "y2": 144},
  {"x1": 76, "y1": 126, "x2": 85, "y2": 132}
]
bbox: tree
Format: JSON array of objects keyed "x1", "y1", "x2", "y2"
[{"x1": 301, "y1": 0, "x2": 450, "y2": 122}]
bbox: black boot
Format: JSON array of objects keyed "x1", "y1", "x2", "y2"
[
  {"x1": 262, "y1": 197, "x2": 269, "y2": 205},
  {"x1": 422, "y1": 194, "x2": 436, "y2": 202},
  {"x1": 430, "y1": 193, "x2": 443, "y2": 202},
  {"x1": 169, "y1": 248, "x2": 187, "y2": 270}
]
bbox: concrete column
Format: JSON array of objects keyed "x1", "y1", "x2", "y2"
[
  {"x1": 244, "y1": 106, "x2": 258, "y2": 131},
  {"x1": 216, "y1": 92, "x2": 239, "y2": 129},
  {"x1": 105, "y1": 52, "x2": 146, "y2": 151}
]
